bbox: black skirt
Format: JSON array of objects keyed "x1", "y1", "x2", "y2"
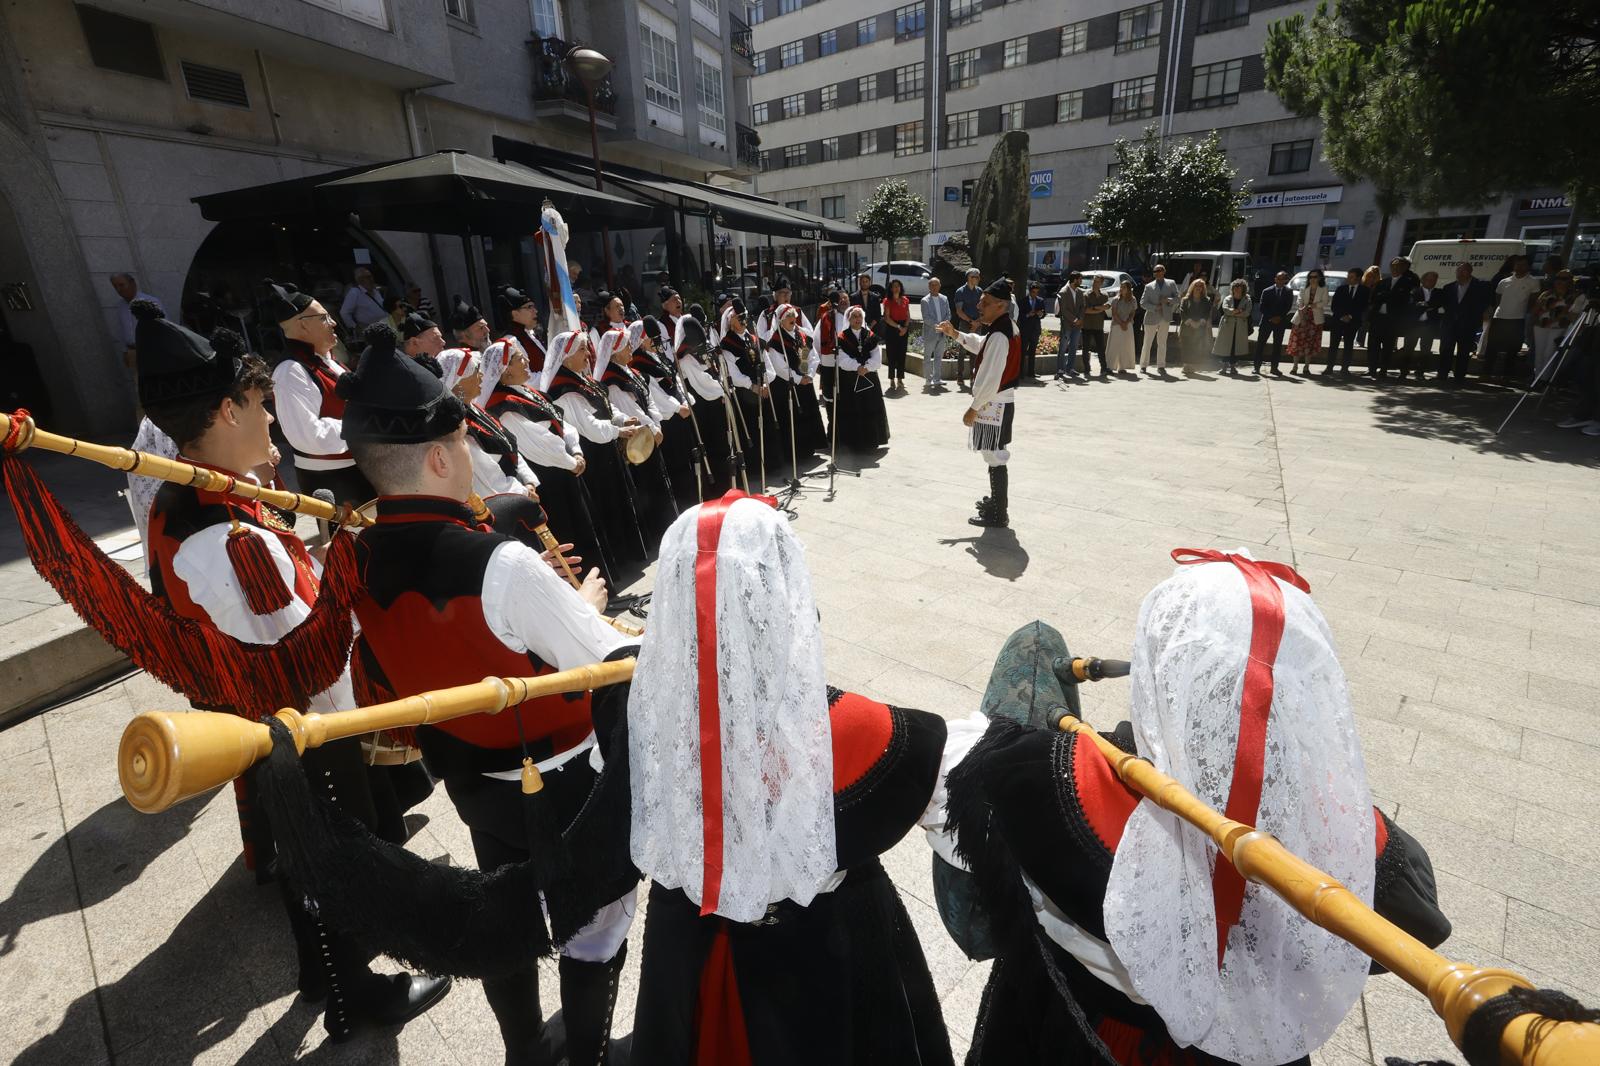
[
  {"x1": 792, "y1": 376, "x2": 828, "y2": 455},
  {"x1": 836, "y1": 368, "x2": 890, "y2": 452},
  {"x1": 529, "y1": 463, "x2": 615, "y2": 587},
  {"x1": 576, "y1": 435, "x2": 648, "y2": 564},
  {"x1": 686, "y1": 394, "x2": 735, "y2": 499}
]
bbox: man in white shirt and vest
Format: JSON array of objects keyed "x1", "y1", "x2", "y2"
[{"x1": 939, "y1": 277, "x2": 1021, "y2": 528}]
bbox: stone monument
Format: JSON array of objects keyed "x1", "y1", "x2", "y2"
[{"x1": 964, "y1": 130, "x2": 1031, "y2": 284}]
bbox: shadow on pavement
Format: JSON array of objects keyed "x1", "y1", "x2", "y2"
[
  {"x1": 938, "y1": 527, "x2": 1029, "y2": 581},
  {"x1": 1366, "y1": 382, "x2": 1600, "y2": 467}
]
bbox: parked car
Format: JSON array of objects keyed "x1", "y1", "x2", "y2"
[
  {"x1": 1407, "y1": 238, "x2": 1524, "y2": 282},
  {"x1": 1076, "y1": 269, "x2": 1133, "y2": 294},
  {"x1": 1163, "y1": 251, "x2": 1252, "y2": 292},
  {"x1": 1288, "y1": 270, "x2": 1351, "y2": 293},
  {"x1": 861, "y1": 260, "x2": 934, "y2": 299}
]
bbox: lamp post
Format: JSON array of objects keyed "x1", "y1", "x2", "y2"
[{"x1": 564, "y1": 45, "x2": 616, "y2": 291}]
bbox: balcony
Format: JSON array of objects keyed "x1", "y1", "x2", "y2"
[
  {"x1": 730, "y1": 14, "x2": 754, "y2": 67},
  {"x1": 528, "y1": 35, "x2": 618, "y2": 126},
  {"x1": 736, "y1": 123, "x2": 762, "y2": 170}
]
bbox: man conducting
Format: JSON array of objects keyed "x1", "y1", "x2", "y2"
[{"x1": 939, "y1": 277, "x2": 1021, "y2": 529}]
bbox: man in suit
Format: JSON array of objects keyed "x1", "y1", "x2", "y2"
[
  {"x1": 920, "y1": 276, "x2": 952, "y2": 393},
  {"x1": 1055, "y1": 272, "x2": 1084, "y2": 380},
  {"x1": 852, "y1": 271, "x2": 883, "y2": 332},
  {"x1": 1324, "y1": 268, "x2": 1367, "y2": 376},
  {"x1": 1437, "y1": 262, "x2": 1495, "y2": 385},
  {"x1": 1397, "y1": 270, "x2": 1445, "y2": 380},
  {"x1": 1366, "y1": 256, "x2": 1421, "y2": 379},
  {"x1": 1019, "y1": 280, "x2": 1047, "y2": 378},
  {"x1": 1253, "y1": 271, "x2": 1294, "y2": 375}
]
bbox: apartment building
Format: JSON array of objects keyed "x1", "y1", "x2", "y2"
[
  {"x1": 744, "y1": 0, "x2": 1588, "y2": 281},
  {"x1": 0, "y1": 0, "x2": 754, "y2": 430}
]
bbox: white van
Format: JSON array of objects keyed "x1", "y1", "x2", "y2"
[
  {"x1": 1163, "y1": 251, "x2": 1252, "y2": 291},
  {"x1": 1407, "y1": 238, "x2": 1524, "y2": 280}
]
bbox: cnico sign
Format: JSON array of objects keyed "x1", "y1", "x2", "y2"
[{"x1": 1029, "y1": 169, "x2": 1053, "y2": 198}]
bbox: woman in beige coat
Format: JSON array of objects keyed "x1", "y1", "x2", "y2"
[{"x1": 1213, "y1": 279, "x2": 1253, "y2": 375}]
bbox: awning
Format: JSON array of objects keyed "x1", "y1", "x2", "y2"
[
  {"x1": 492, "y1": 137, "x2": 864, "y2": 244},
  {"x1": 192, "y1": 150, "x2": 656, "y2": 232}
]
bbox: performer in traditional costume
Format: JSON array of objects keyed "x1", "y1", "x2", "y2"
[
  {"x1": 814, "y1": 287, "x2": 849, "y2": 403},
  {"x1": 717, "y1": 302, "x2": 777, "y2": 479},
  {"x1": 755, "y1": 276, "x2": 811, "y2": 346},
  {"x1": 437, "y1": 346, "x2": 539, "y2": 500},
  {"x1": 338, "y1": 335, "x2": 636, "y2": 1066},
  {"x1": 835, "y1": 304, "x2": 890, "y2": 454},
  {"x1": 942, "y1": 551, "x2": 1451, "y2": 1066},
  {"x1": 498, "y1": 285, "x2": 550, "y2": 377},
  {"x1": 762, "y1": 304, "x2": 826, "y2": 470},
  {"x1": 544, "y1": 329, "x2": 650, "y2": 566},
  {"x1": 399, "y1": 307, "x2": 447, "y2": 378},
  {"x1": 448, "y1": 295, "x2": 491, "y2": 352},
  {"x1": 485, "y1": 334, "x2": 613, "y2": 585},
  {"x1": 133, "y1": 301, "x2": 450, "y2": 1043},
  {"x1": 597, "y1": 320, "x2": 678, "y2": 541},
  {"x1": 625, "y1": 493, "x2": 963, "y2": 1066},
  {"x1": 631, "y1": 316, "x2": 701, "y2": 507},
  {"x1": 263, "y1": 278, "x2": 374, "y2": 506},
  {"x1": 939, "y1": 278, "x2": 1019, "y2": 529},
  {"x1": 674, "y1": 314, "x2": 737, "y2": 497}
]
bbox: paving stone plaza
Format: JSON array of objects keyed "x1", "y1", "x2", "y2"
[{"x1": 2, "y1": 373, "x2": 1597, "y2": 1064}]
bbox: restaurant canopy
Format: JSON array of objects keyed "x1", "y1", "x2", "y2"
[
  {"x1": 492, "y1": 137, "x2": 865, "y2": 245},
  {"x1": 193, "y1": 150, "x2": 656, "y2": 232}
]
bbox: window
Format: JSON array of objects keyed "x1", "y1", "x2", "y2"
[
  {"x1": 1060, "y1": 19, "x2": 1088, "y2": 55},
  {"x1": 895, "y1": 3, "x2": 925, "y2": 40},
  {"x1": 1107, "y1": 162, "x2": 1123, "y2": 179},
  {"x1": 780, "y1": 40, "x2": 803, "y2": 67},
  {"x1": 894, "y1": 120, "x2": 925, "y2": 156},
  {"x1": 1000, "y1": 101, "x2": 1024, "y2": 131},
  {"x1": 1190, "y1": 58, "x2": 1242, "y2": 109},
  {"x1": 1116, "y1": 2, "x2": 1162, "y2": 54},
  {"x1": 783, "y1": 144, "x2": 806, "y2": 166},
  {"x1": 696, "y1": 57, "x2": 727, "y2": 132},
  {"x1": 1111, "y1": 74, "x2": 1156, "y2": 122},
  {"x1": 759, "y1": 150, "x2": 771, "y2": 170},
  {"x1": 820, "y1": 84, "x2": 838, "y2": 110},
  {"x1": 947, "y1": 49, "x2": 979, "y2": 90},
  {"x1": 822, "y1": 195, "x2": 846, "y2": 219},
  {"x1": 748, "y1": 1, "x2": 765, "y2": 24},
  {"x1": 753, "y1": 51, "x2": 767, "y2": 74},
  {"x1": 819, "y1": 28, "x2": 838, "y2": 55},
  {"x1": 857, "y1": 16, "x2": 877, "y2": 43},
  {"x1": 301, "y1": 0, "x2": 391, "y2": 28},
  {"x1": 1400, "y1": 215, "x2": 1491, "y2": 247},
  {"x1": 785, "y1": 200, "x2": 809, "y2": 212},
  {"x1": 949, "y1": 0, "x2": 979, "y2": 27},
  {"x1": 1197, "y1": 0, "x2": 1248, "y2": 33},
  {"x1": 858, "y1": 129, "x2": 879, "y2": 154},
  {"x1": 1268, "y1": 138, "x2": 1314, "y2": 175},
  {"x1": 782, "y1": 92, "x2": 805, "y2": 118},
  {"x1": 443, "y1": 0, "x2": 474, "y2": 23},
  {"x1": 895, "y1": 62, "x2": 925, "y2": 101},
  {"x1": 946, "y1": 110, "x2": 978, "y2": 148},
  {"x1": 821, "y1": 136, "x2": 840, "y2": 161},
  {"x1": 640, "y1": 22, "x2": 682, "y2": 114},
  {"x1": 752, "y1": 101, "x2": 770, "y2": 124},
  {"x1": 858, "y1": 74, "x2": 879, "y2": 102},
  {"x1": 1056, "y1": 89, "x2": 1084, "y2": 122},
  {"x1": 694, "y1": 0, "x2": 719, "y2": 17},
  {"x1": 76, "y1": 4, "x2": 165, "y2": 80},
  {"x1": 531, "y1": 0, "x2": 564, "y2": 36},
  {"x1": 1003, "y1": 37, "x2": 1028, "y2": 68},
  {"x1": 779, "y1": 0, "x2": 800, "y2": 11}
]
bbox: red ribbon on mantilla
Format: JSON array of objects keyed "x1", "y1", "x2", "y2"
[
  {"x1": 1170, "y1": 548, "x2": 1310, "y2": 969},
  {"x1": 693, "y1": 489, "x2": 778, "y2": 917}
]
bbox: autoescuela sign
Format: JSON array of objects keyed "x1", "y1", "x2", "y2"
[{"x1": 1242, "y1": 186, "x2": 1344, "y2": 210}]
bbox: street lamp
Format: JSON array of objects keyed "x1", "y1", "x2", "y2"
[{"x1": 565, "y1": 45, "x2": 617, "y2": 291}]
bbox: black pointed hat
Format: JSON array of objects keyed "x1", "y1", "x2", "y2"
[
  {"x1": 686, "y1": 303, "x2": 707, "y2": 327},
  {"x1": 497, "y1": 285, "x2": 536, "y2": 311},
  {"x1": 984, "y1": 276, "x2": 1014, "y2": 302},
  {"x1": 447, "y1": 295, "x2": 485, "y2": 333},
  {"x1": 261, "y1": 278, "x2": 314, "y2": 325},
  {"x1": 675, "y1": 314, "x2": 708, "y2": 352},
  {"x1": 337, "y1": 322, "x2": 466, "y2": 444},
  {"x1": 397, "y1": 306, "x2": 437, "y2": 340},
  {"x1": 773, "y1": 275, "x2": 791, "y2": 291},
  {"x1": 135, "y1": 301, "x2": 243, "y2": 408},
  {"x1": 657, "y1": 285, "x2": 679, "y2": 304}
]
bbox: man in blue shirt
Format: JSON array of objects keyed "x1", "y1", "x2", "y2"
[{"x1": 950, "y1": 268, "x2": 984, "y2": 389}]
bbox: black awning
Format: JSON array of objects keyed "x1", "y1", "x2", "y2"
[
  {"x1": 493, "y1": 137, "x2": 864, "y2": 244},
  {"x1": 192, "y1": 161, "x2": 389, "y2": 223}
]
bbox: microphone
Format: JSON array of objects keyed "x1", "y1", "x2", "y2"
[
  {"x1": 311, "y1": 489, "x2": 337, "y2": 508},
  {"x1": 1053, "y1": 656, "x2": 1131, "y2": 685}
]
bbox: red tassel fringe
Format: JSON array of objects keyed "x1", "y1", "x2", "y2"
[
  {"x1": 225, "y1": 524, "x2": 294, "y2": 615},
  {"x1": 2, "y1": 452, "x2": 360, "y2": 720}
]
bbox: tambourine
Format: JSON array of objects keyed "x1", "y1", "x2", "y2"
[{"x1": 624, "y1": 428, "x2": 656, "y2": 465}]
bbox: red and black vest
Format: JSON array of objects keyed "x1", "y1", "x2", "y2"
[
  {"x1": 630, "y1": 349, "x2": 684, "y2": 402},
  {"x1": 465, "y1": 404, "x2": 520, "y2": 476},
  {"x1": 816, "y1": 303, "x2": 839, "y2": 354},
  {"x1": 766, "y1": 328, "x2": 811, "y2": 378},
  {"x1": 146, "y1": 469, "x2": 316, "y2": 623},
  {"x1": 601, "y1": 360, "x2": 652, "y2": 408},
  {"x1": 547, "y1": 366, "x2": 614, "y2": 421},
  {"x1": 281, "y1": 340, "x2": 346, "y2": 418},
  {"x1": 974, "y1": 314, "x2": 1023, "y2": 393},
  {"x1": 719, "y1": 330, "x2": 764, "y2": 385},
  {"x1": 487, "y1": 385, "x2": 566, "y2": 439},
  {"x1": 509, "y1": 326, "x2": 548, "y2": 374},
  {"x1": 350, "y1": 497, "x2": 593, "y2": 773}
]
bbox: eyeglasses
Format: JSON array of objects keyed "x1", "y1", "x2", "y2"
[{"x1": 296, "y1": 311, "x2": 335, "y2": 324}]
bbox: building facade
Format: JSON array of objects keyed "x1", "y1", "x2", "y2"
[
  {"x1": 744, "y1": 0, "x2": 1595, "y2": 282},
  {"x1": 0, "y1": 0, "x2": 754, "y2": 432}
]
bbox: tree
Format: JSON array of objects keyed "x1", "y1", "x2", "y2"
[
  {"x1": 1083, "y1": 128, "x2": 1249, "y2": 262},
  {"x1": 856, "y1": 179, "x2": 930, "y2": 271},
  {"x1": 1265, "y1": 1, "x2": 1600, "y2": 259}
]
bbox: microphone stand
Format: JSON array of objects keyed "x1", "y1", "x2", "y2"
[
  {"x1": 711, "y1": 343, "x2": 752, "y2": 495},
  {"x1": 1495, "y1": 303, "x2": 1596, "y2": 435}
]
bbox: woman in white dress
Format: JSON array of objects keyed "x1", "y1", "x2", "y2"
[{"x1": 1106, "y1": 280, "x2": 1139, "y2": 375}]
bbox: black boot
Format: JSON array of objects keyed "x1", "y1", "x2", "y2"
[
  {"x1": 559, "y1": 942, "x2": 629, "y2": 1066},
  {"x1": 969, "y1": 467, "x2": 1009, "y2": 528},
  {"x1": 317, "y1": 915, "x2": 452, "y2": 1043},
  {"x1": 484, "y1": 968, "x2": 563, "y2": 1066}
]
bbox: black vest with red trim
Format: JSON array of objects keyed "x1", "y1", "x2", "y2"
[
  {"x1": 629, "y1": 349, "x2": 684, "y2": 402},
  {"x1": 465, "y1": 404, "x2": 520, "y2": 476},
  {"x1": 601, "y1": 360, "x2": 651, "y2": 407},
  {"x1": 974, "y1": 314, "x2": 1023, "y2": 394},
  {"x1": 825, "y1": 688, "x2": 948, "y2": 867},
  {"x1": 767, "y1": 328, "x2": 811, "y2": 377},
  {"x1": 547, "y1": 366, "x2": 614, "y2": 421},
  {"x1": 719, "y1": 330, "x2": 764, "y2": 385},
  {"x1": 509, "y1": 326, "x2": 547, "y2": 374},
  {"x1": 146, "y1": 472, "x2": 315, "y2": 624},
  {"x1": 838, "y1": 326, "x2": 878, "y2": 363},
  {"x1": 486, "y1": 385, "x2": 566, "y2": 440},
  {"x1": 350, "y1": 497, "x2": 593, "y2": 774}
]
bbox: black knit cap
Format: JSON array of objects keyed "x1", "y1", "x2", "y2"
[
  {"x1": 984, "y1": 277, "x2": 1014, "y2": 302},
  {"x1": 676, "y1": 314, "x2": 708, "y2": 351},
  {"x1": 398, "y1": 308, "x2": 437, "y2": 340},
  {"x1": 338, "y1": 322, "x2": 466, "y2": 444},
  {"x1": 497, "y1": 285, "x2": 535, "y2": 311},
  {"x1": 773, "y1": 275, "x2": 791, "y2": 292},
  {"x1": 686, "y1": 303, "x2": 707, "y2": 326},
  {"x1": 657, "y1": 286, "x2": 679, "y2": 304},
  {"x1": 261, "y1": 278, "x2": 314, "y2": 325},
  {"x1": 447, "y1": 295, "x2": 485, "y2": 333},
  {"x1": 135, "y1": 301, "x2": 243, "y2": 408}
]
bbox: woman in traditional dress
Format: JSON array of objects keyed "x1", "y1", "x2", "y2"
[
  {"x1": 437, "y1": 346, "x2": 537, "y2": 499},
  {"x1": 717, "y1": 302, "x2": 777, "y2": 484},
  {"x1": 598, "y1": 320, "x2": 678, "y2": 542},
  {"x1": 766, "y1": 303, "x2": 827, "y2": 463},
  {"x1": 836, "y1": 304, "x2": 890, "y2": 452}
]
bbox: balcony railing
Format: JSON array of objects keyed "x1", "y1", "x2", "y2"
[
  {"x1": 528, "y1": 35, "x2": 617, "y2": 114},
  {"x1": 730, "y1": 15, "x2": 754, "y2": 62},
  {"x1": 736, "y1": 122, "x2": 761, "y2": 167}
]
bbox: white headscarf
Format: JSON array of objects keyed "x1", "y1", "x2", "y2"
[
  {"x1": 592, "y1": 320, "x2": 629, "y2": 380},
  {"x1": 436, "y1": 347, "x2": 480, "y2": 397},
  {"x1": 718, "y1": 304, "x2": 741, "y2": 344},
  {"x1": 476, "y1": 338, "x2": 516, "y2": 408},
  {"x1": 629, "y1": 494, "x2": 836, "y2": 923},
  {"x1": 1103, "y1": 551, "x2": 1374, "y2": 1066},
  {"x1": 537, "y1": 330, "x2": 586, "y2": 394}
]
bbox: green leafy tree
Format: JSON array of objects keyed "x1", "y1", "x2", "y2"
[
  {"x1": 1083, "y1": 128, "x2": 1249, "y2": 262},
  {"x1": 1266, "y1": 1, "x2": 1600, "y2": 259},
  {"x1": 856, "y1": 179, "x2": 930, "y2": 270}
]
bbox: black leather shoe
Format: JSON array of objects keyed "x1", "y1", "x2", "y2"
[{"x1": 338, "y1": 973, "x2": 452, "y2": 1038}]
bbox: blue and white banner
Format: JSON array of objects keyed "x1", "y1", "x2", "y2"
[{"x1": 540, "y1": 204, "x2": 579, "y2": 349}]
